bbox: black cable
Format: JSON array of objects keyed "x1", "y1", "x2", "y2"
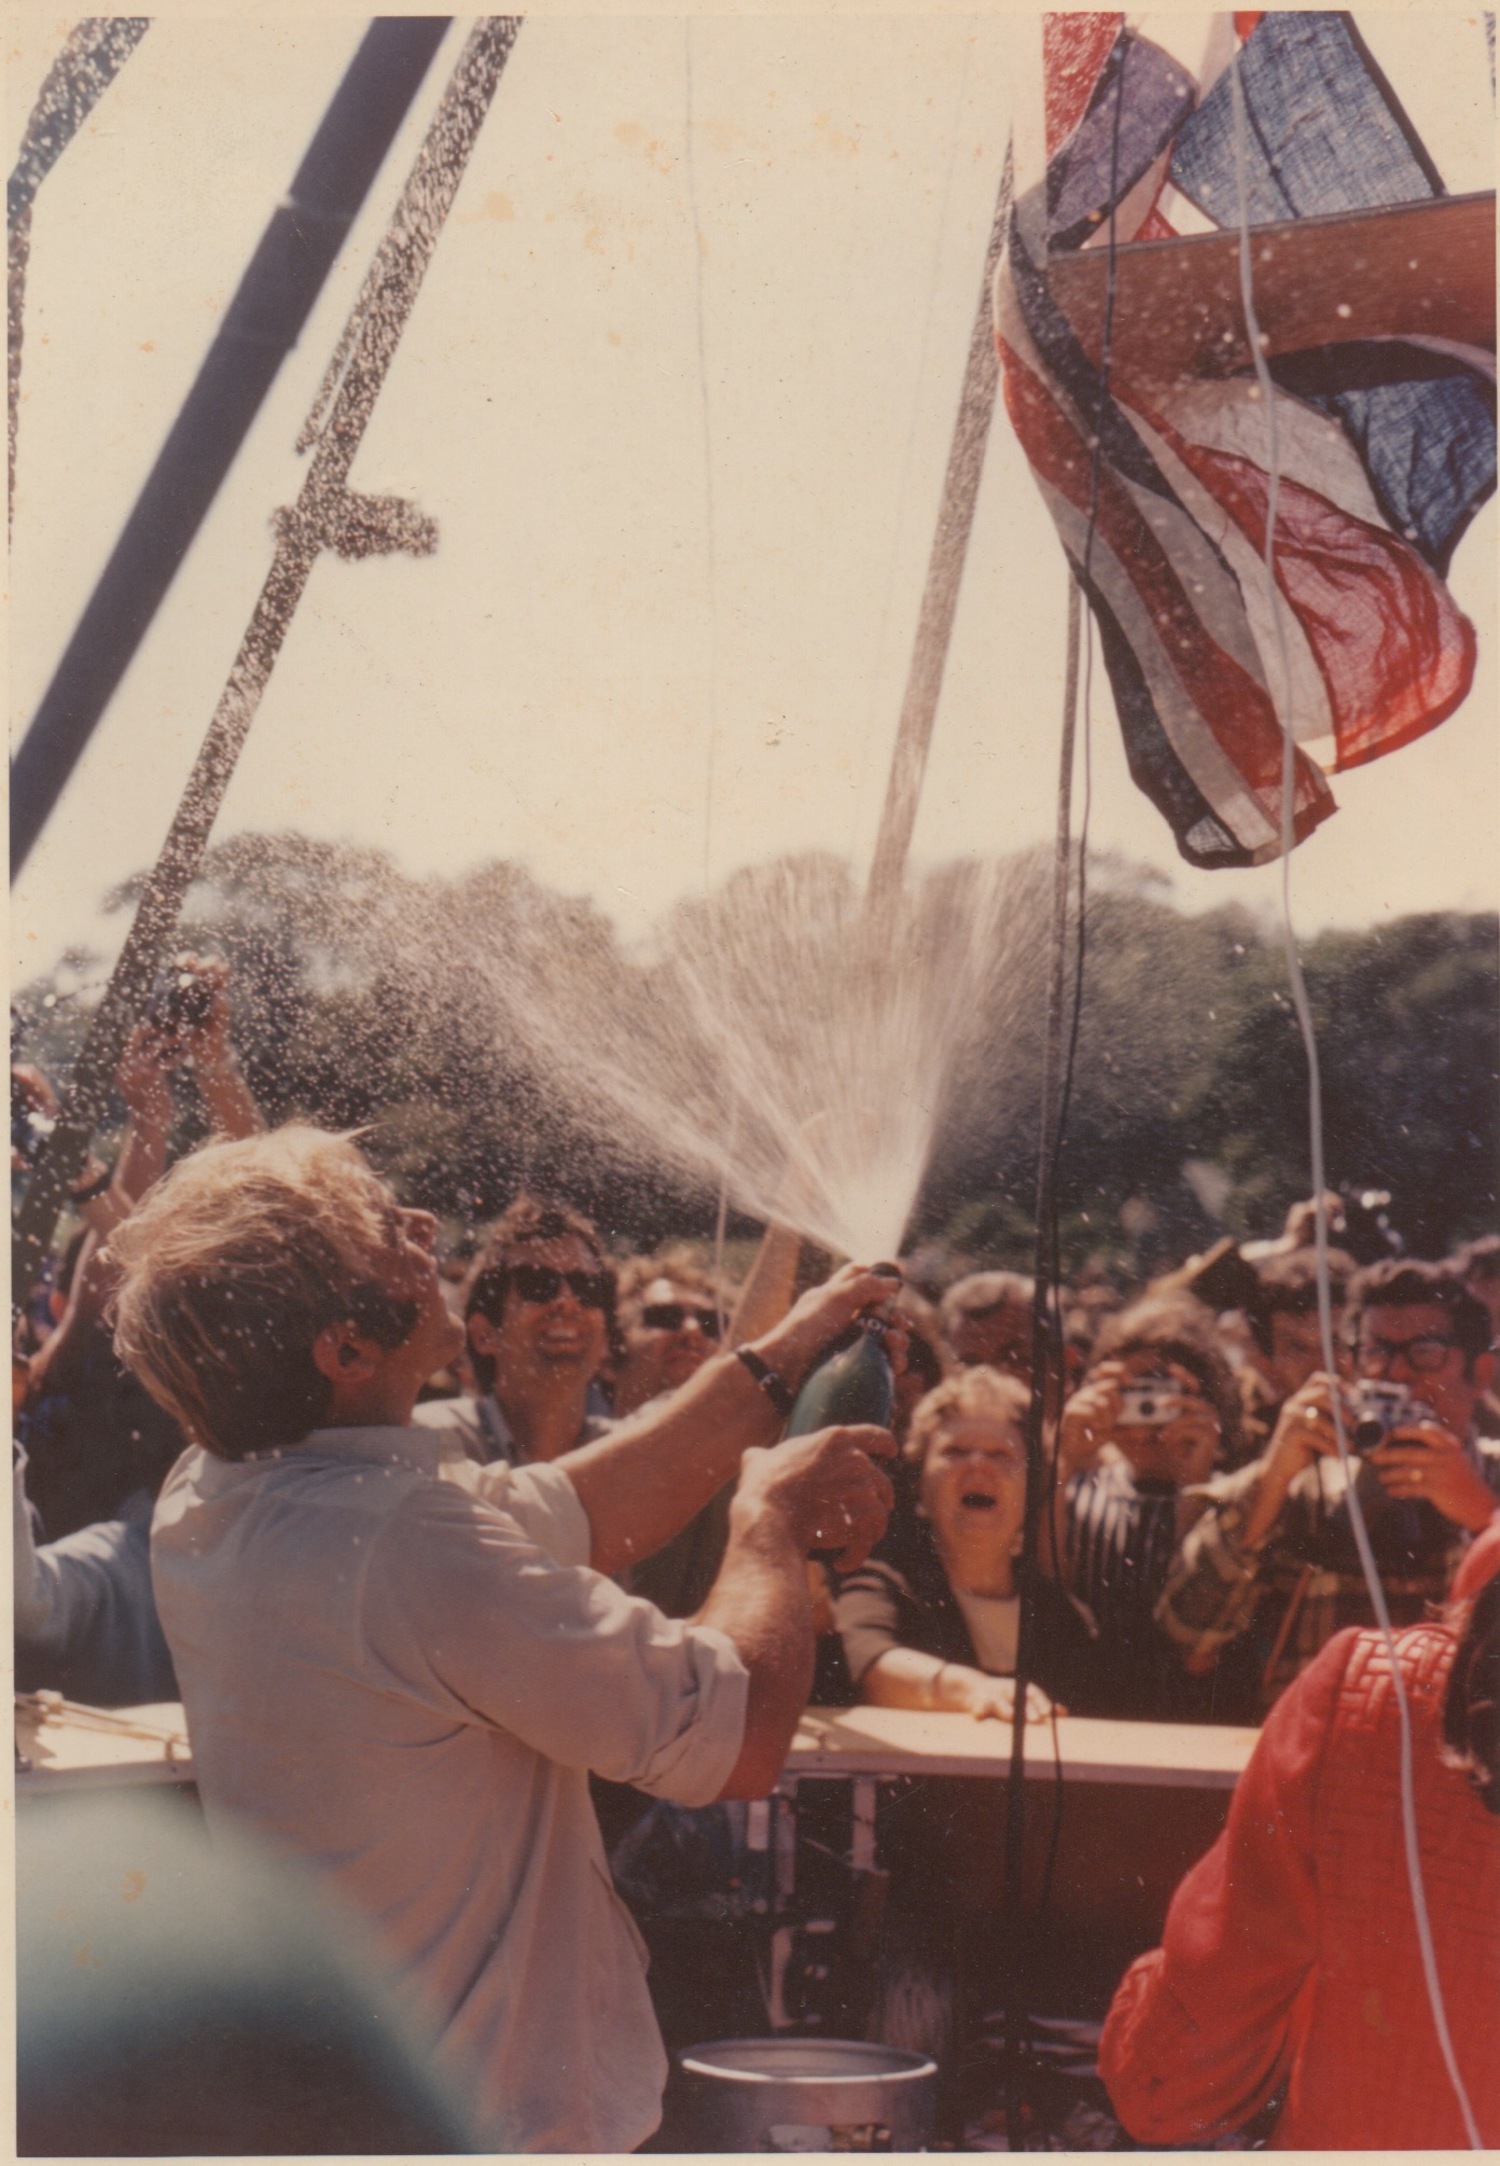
[
  {"x1": 10, "y1": 18, "x2": 453, "y2": 878},
  {"x1": 1033, "y1": 1707, "x2": 1066, "y2": 1937},
  {"x1": 1002, "y1": 42, "x2": 1127, "y2": 2147}
]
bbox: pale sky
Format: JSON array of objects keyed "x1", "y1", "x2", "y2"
[{"x1": 8, "y1": 10, "x2": 1496, "y2": 990}]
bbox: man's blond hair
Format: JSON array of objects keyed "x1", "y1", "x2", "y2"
[
  {"x1": 905, "y1": 1364, "x2": 1029, "y2": 1466},
  {"x1": 110, "y1": 1125, "x2": 417, "y2": 1461}
]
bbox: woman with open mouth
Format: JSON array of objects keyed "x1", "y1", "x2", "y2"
[
  {"x1": 837, "y1": 1365, "x2": 1090, "y2": 1722},
  {"x1": 831, "y1": 1366, "x2": 1095, "y2": 2116}
]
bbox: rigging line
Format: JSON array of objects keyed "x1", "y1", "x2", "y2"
[
  {"x1": 1019, "y1": 34, "x2": 1127, "y2": 2033},
  {"x1": 1003, "y1": 559, "x2": 1081, "y2": 2156},
  {"x1": 10, "y1": 17, "x2": 454, "y2": 881},
  {"x1": 683, "y1": 23, "x2": 736, "y2": 1257},
  {"x1": 1050, "y1": 30, "x2": 1126, "y2": 1313},
  {"x1": 842, "y1": 22, "x2": 976, "y2": 867},
  {"x1": 1228, "y1": 51, "x2": 1482, "y2": 2152},
  {"x1": 10, "y1": 18, "x2": 520, "y2": 1308},
  {"x1": 683, "y1": 21, "x2": 721, "y2": 896},
  {"x1": 8, "y1": 19, "x2": 151, "y2": 534}
]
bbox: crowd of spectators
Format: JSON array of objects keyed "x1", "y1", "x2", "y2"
[
  {"x1": 14, "y1": 967, "x2": 1500, "y2": 1735},
  {"x1": 12, "y1": 963, "x2": 1500, "y2": 2140}
]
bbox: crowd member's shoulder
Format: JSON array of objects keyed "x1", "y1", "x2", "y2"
[{"x1": 412, "y1": 1393, "x2": 480, "y2": 1434}]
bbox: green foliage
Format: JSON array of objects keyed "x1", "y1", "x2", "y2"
[
  {"x1": 918, "y1": 862, "x2": 1497, "y2": 1274},
  {"x1": 14, "y1": 835, "x2": 1498, "y2": 1268}
]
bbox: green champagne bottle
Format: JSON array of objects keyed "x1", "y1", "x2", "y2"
[{"x1": 784, "y1": 1319, "x2": 894, "y2": 1436}]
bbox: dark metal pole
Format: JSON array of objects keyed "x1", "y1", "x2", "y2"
[
  {"x1": 9, "y1": 15, "x2": 452, "y2": 878},
  {"x1": 10, "y1": 19, "x2": 520, "y2": 1312}
]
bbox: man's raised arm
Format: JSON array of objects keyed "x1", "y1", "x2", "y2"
[{"x1": 560, "y1": 1261, "x2": 897, "y2": 1577}]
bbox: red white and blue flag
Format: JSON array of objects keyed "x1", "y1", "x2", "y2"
[{"x1": 995, "y1": 12, "x2": 1495, "y2": 867}]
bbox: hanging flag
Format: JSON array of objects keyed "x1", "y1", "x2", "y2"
[{"x1": 995, "y1": 12, "x2": 1495, "y2": 868}]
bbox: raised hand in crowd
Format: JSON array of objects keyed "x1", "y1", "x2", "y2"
[
  {"x1": 1246, "y1": 1366, "x2": 1496, "y2": 1543},
  {"x1": 1056, "y1": 1356, "x2": 1128, "y2": 1480},
  {"x1": 747, "y1": 1258, "x2": 909, "y2": 1398},
  {"x1": 148, "y1": 953, "x2": 264, "y2": 1141},
  {"x1": 1364, "y1": 1408, "x2": 1499, "y2": 1531}
]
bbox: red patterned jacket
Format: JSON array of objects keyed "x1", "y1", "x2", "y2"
[{"x1": 1100, "y1": 1615, "x2": 1499, "y2": 2149}]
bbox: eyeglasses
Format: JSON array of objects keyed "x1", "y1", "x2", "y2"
[
  {"x1": 1357, "y1": 1333, "x2": 1459, "y2": 1375},
  {"x1": 509, "y1": 1264, "x2": 613, "y2": 1310},
  {"x1": 640, "y1": 1303, "x2": 722, "y2": 1338}
]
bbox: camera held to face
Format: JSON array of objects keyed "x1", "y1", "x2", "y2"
[
  {"x1": 1350, "y1": 1378, "x2": 1423, "y2": 1455},
  {"x1": 1117, "y1": 1381, "x2": 1187, "y2": 1427},
  {"x1": 144, "y1": 969, "x2": 215, "y2": 1039}
]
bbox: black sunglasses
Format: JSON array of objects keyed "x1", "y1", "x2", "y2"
[
  {"x1": 641, "y1": 1302, "x2": 722, "y2": 1338},
  {"x1": 509, "y1": 1264, "x2": 613, "y2": 1310}
]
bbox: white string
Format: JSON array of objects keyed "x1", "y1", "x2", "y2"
[
  {"x1": 1229, "y1": 52, "x2": 1482, "y2": 2149},
  {"x1": 683, "y1": 21, "x2": 721, "y2": 894},
  {"x1": 683, "y1": 25, "x2": 740, "y2": 1275}
]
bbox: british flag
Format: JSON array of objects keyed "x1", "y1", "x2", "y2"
[{"x1": 995, "y1": 12, "x2": 1495, "y2": 868}]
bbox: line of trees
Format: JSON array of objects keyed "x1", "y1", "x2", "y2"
[{"x1": 15, "y1": 833, "x2": 1497, "y2": 1275}]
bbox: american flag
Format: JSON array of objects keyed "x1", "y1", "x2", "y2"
[{"x1": 995, "y1": 12, "x2": 1495, "y2": 868}]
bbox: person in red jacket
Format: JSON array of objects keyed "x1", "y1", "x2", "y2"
[{"x1": 1099, "y1": 1516, "x2": 1500, "y2": 2150}]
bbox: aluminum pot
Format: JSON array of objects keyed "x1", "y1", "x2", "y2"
[{"x1": 675, "y1": 2036, "x2": 939, "y2": 2151}]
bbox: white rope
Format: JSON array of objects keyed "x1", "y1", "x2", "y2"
[
  {"x1": 682, "y1": 26, "x2": 739, "y2": 1278},
  {"x1": 1229, "y1": 51, "x2": 1481, "y2": 2149},
  {"x1": 683, "y1": 22, "x2": 721, "y2": 895}
]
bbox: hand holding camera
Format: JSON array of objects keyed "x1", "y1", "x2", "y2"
[
  {"x1": 1357, "y1": 1391, "x2": 1496, "y2": 1531},
  {"x1": 1058, "y1": 1357, "x2": 1127, "y2": 1474},
  {"x1": 142, "y1": 953, "x2": 232, "y2": 1067},
  {"x1": 1265, "y1": 1372, "x2": 1492, "y2": 1533}
]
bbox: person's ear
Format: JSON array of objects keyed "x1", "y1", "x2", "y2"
[{"x1": 312, "y1": 1322, "x2": 381, "y2": 1386}]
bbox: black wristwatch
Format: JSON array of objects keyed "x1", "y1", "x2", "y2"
[{"x1": 735, "y1": 1345, "x2": 794, "y2": 1419}]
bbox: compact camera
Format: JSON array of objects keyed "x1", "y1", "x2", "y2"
[
  {"x1": 144, "y1": 969, "x2": 215, "y2": 1038},
  {"x1": 1350, "y1": 1379, "x2": 1424, "y2": 1455},
  {"x1": 1117, "y1": 1382, "x2": 1186, "y2": 1427}
]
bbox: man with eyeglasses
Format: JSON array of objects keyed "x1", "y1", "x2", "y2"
[
  {"x1": 1158, "y1": 1259, "x2": 1500, "y2": 1711},
  {"x1": 415, "y1": 1195, "x2": 618, "y2": 1467}
]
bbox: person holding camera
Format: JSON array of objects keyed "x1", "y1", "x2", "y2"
[
  {"x1": 1232, "y1": 1247, "x2": 1357, "y2": 1466},
  {"x1": 18, "y1": 954, "x2": 262, "y2": 1540},
  {"x1": 1046, "y1": 1296, "x2": 1240, "y2": 1720},
  {"x1": 1157, "y1": 1259, "x2": 1500, "y2": 1712},
  {"x1": 14, "y1": 954, "x2": 263, "y2": 1703}
]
